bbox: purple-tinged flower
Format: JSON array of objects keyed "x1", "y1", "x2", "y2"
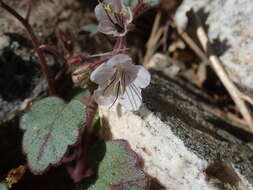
[
  {"x1": 90, "y1": 54, "x2": 150, "y2": 111},
  {"x1": 95, "y1": 0, "x2": 133, "y2": 37}
]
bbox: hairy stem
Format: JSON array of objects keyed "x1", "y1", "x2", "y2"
[
  {"x1": 0, "y1": 1, "x2": 56, "y2": 95},
  {"x1": 79, "y1": 99, "x2": 98, "y2": 175},
  {"x1": 66, "y1": 98, "x2": 98, "y2": 182}
]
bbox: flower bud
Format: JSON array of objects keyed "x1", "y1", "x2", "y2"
[{"x1": 72, "y1": 64, "x2": 92, "y2": 87}]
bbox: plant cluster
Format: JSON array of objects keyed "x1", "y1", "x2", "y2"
[{"x1": 0, "y1": 0, "x2": 154, "y2": 189}]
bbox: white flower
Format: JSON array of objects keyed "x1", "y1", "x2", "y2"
[
  {"x1": 90, "y1": 54, "x2": 151, "y2": 111},
  {"x1": 95, "y1": 0, "x2": 133, "y2": 37}
]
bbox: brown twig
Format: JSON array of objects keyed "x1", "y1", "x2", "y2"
[
  {"x1": 241, "y1": 94, "x2": 253, "y2": 108},
  {"x1": 162, "y1": 20, "x2": 170, "y2": 52},
  {"x1": 176, "y1": 26, "x2": 208, "y2": 63},
  {"x1": 143, "y1": 12, "x2": 164, "y2": 68},
  {"x1": 193, "y1": 11, "x2": 253, "y2": 131}
]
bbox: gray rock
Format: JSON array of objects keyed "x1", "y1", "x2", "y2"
[
  {"x1": 175, "y1": 0, "x2": 253, "y2": 92},
  {"x1": 99, "y1": 70, "x2": 253, "y2": 190},
  {"x1": 0, "y1": 34, "x2": 46, "y2": 124}
]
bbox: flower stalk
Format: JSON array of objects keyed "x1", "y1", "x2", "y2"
[{"x1": 65, "y1": 98, "x2": 98, "y2": 182}]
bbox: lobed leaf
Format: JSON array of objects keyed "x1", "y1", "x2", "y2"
[
  {"x1": 77, "y1": 140, "x2": 149, "y2": 190},
  {"x1": 20, "y1": 97, "x2": 87, "y2": 174}
]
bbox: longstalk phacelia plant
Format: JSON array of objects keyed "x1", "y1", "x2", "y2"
[{"x1": 0, "y1": 0, "x2": 153, "y2": 189}]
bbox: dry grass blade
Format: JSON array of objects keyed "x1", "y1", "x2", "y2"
[
  {"x1": 193, "y1": 11, "x2": 253, "y2": 132},
  {"x1": 241, "y1": 94, "x2": 253, "y2": 108},
  {"x1": 143, "y1": 12, "x2": 164, "y2": 68},
  {"x1": 176, "y1": 26, "x2": 208, "y2": 63}
]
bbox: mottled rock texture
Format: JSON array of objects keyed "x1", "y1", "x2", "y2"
[
  {"x1": 100, "y1": 70, "x2": 253, "y2": 190},
  {"x1": 0, "y1": 34, "x2": 46, "y2": 124},
  {"x1": 175, "y1": 0, "x2": 253, "y2": 93}
]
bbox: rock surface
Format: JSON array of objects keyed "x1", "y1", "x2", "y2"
[
  {"x1": 0, "y1": 34, "x2": 46, "y2": 124},
  {"x1": 99, "y1": 70, "x2": 253, "y2": 190},
  {"x1": 175, "y1": 0, "x2": 253, "y2": 93}
]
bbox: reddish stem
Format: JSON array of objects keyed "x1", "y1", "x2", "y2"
[
  {"x1": 132, "y1": 0, "x2": 147, "y2": 18},
  {"x1": 62, "y1": 152, "x2": 77, "y2": 164},
  {"x1": 67, "y1": 53, "x2": 89, "y2": 65},
  {"x1": 66, "y1": 98, "x2": 98, "y2": 182},
  {"x1": 55, "y1": 67, "x2": 67, "y2": 81},
  {"x1": 39, "y1": 44, "x2": 67, "y2": 63},
  {"x1": 80, "y1": 98, "x2": 98, "y2": 168},
  {"x1": 90, "y1": 39, "x2": 126, "y2": 69},
  {"x1": 0, "y1": 1, "x2": 56, "y2": 95},
  {"x1": 90, "y1": 56, "x2": 111, "y2": 69},
  {"x1": 114, "y1": 37, "x2": 125, "y2": 51}
]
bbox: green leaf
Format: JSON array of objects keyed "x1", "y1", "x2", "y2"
[
  {"x1": 81, "y1": 24, "x2": 98, "y2": 36},
  {"x1": 123, "y1": 0, "x2": 136, "y2": 7},
  {"x1": 77, "y1": 140, "x2": 149, "y2": 190},
  {"x1": 0, "y1": 183, "x2": 8, "y2": 190},
  {"x1": 64, "y1": 88, "x2": 90, "y2": 103},
  {"x1": 123, "y1": 0, "x2": 159, "y2": 7},
  {"x1": 20, "y1": 97, "x2": 87, "y2": 174}
]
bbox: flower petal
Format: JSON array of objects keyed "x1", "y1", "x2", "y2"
[
  {"x1": 124, "y1": 7, "x2": 133, "y2": 24},
  {"x1": 119, "y1": 84, "x2": 142, "y2": 111},
  {"x1": 95, "y1": 5, "x2": 125, "y2": 36},
  {"x1": 97, "y1": 20, "x2": 118, "y2": 36},
  {"x1": 90, "y1": 62, "x2": 116, "y2": 85},
  {"x1": 93, "y1": 88, "x2": 116, "y2": 106},
  {"x1": 94, "y1": 4, "x2": 107, "y2": 21},
  {"x1": 111, "y1": 0, "x2": 124, "y2": 12},
  {"x1": 132, "y1": 66, "x2": 151, "y2": 88},
  {"x1": 106, "y1": 54, "x2": 138, "y2": 84},
  {"x1": 107, "y1": 54, "x2": 133, "y2": 68}
]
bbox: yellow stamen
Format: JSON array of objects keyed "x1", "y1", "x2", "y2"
[
  {"x1": 100, "y1": 95, "x2": 106, "y2": 99},
  {"x1": 99, "y1": 1, "x2": 113, "y2": 13},
  {"x1": 119, "y1": 9, "x2": 127, "y2": 15},
  {"x1": 99, "y1": 1, "x2": 127, "y2": 15},
  {"x1": 107, "y1": 79, "x2": 112, "y2": 84}
]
